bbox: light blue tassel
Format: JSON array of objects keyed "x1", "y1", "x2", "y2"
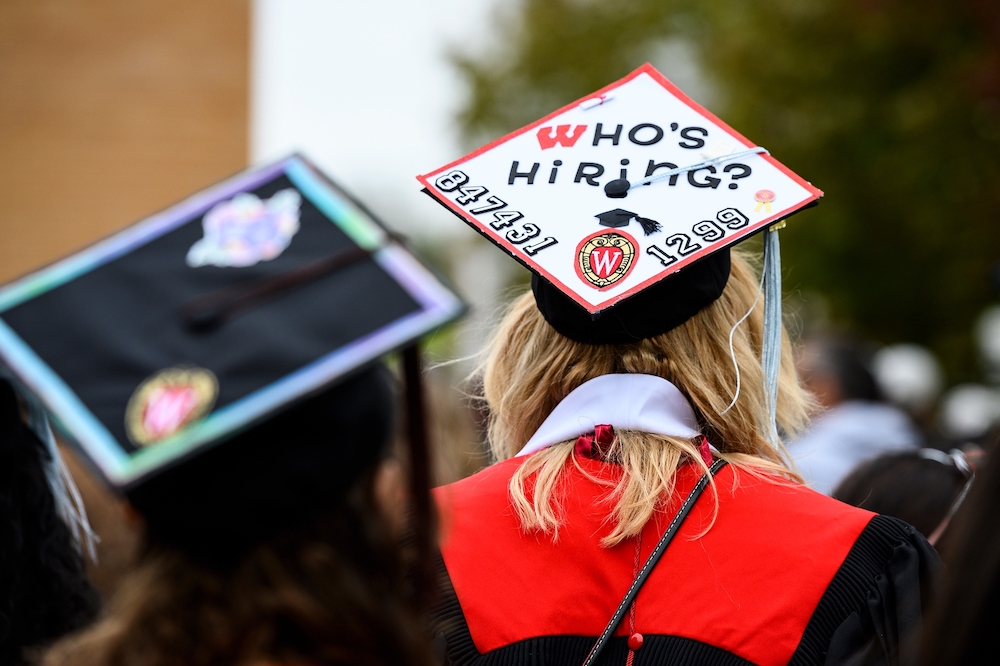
[{"x1": 761, "y1": 227, "x2": 782, "y2": 446}]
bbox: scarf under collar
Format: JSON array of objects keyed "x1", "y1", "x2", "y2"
[{"x1": 517, "y1": 374, "x2": 702, "y2": 457}]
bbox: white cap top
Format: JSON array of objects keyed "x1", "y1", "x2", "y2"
[{"x1": 419, "y1": 63, "x2": 822, "y2": 316}]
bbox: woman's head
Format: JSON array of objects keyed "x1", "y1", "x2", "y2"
[
  {"x1": 481, "y1": 249, "x2": 815, "y2": 546},
  {"x1": 46, "y1": 464, "x2": 435, "y2": 666},
  {"x1": 45, "y1": 365, "x2": 437, "y2": 666},
  {"x1": 919, "y1": 450, "x2": 1000, "y2": 665},
  {"x1": 483, "y1": 249, "x2": 814, "y2": 462},
  {"x1": 834, "y1": 450, "x2": 971, "y2": 546}
]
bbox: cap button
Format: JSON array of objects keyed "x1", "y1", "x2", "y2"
[
  {"x1": 604, "y1": 178, "x2": 630, "y2": 198},
  {"x1": 628, "y1": 632, "x2": 644, "y2": 651}
]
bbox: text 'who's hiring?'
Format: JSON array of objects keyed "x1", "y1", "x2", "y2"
[
  {"x1": 511, "y1": 122, "x2": 754, "y2": 193},
  {"x1": 418, "y1": 63, "x2": 822, "y2": 314}
]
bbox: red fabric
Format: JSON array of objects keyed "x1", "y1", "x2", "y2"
[
  {"x1": 574, "y1": 426, "x2": 713, "y2": 468},
  {"x1": 696, "y1": 437, "x2": 712, "y2": 467},
  {"x1": 435, "y1": 456, "x2": 875, "y2": 666},
  {"x1": 573, "y1": 424, "x2": 616, "y2": 459}
]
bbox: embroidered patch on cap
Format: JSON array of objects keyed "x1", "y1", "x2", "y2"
[
  {"x1": 576, "y1": 230, "x2": 637, "y2": 290},
  {"x1": 125, "y1": 367, "x2": 219, "y2": 446},
  {"x1": 186, "y1": 189, "x2": 302, "y2": 268}
]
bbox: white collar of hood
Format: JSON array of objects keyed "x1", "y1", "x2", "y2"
[{"x1": 517, "y1": 374, "x2": 702, "y2": 457}]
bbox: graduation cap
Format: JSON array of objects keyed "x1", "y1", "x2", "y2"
[
  {"x1": 418, "y1": 63, "x2": 820, "y2": 338},
  {"x1": 595, "y1": 208, "x2": 662, "y2": 235},
  {"x1": 419, "y1": 63, "x2": 821, "y2": 437},
  {"x1": 0, "y1": 155, "x2": 465, "y2": 556}
]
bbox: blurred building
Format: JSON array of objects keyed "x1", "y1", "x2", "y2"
[
  {"x1": 0, "y1": 0, "x2": 249, "y2": 596},
  {"x1": 0, "y1": 0, "x2": 248, "y2": 284}
]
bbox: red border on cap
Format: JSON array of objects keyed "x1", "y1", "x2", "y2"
[{"x1": 417, "y1": 63, "x2": 824, "y2": 315}]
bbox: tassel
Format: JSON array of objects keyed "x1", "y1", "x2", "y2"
[
  {"x1": 635, "y1": 216, "x2": 661, "y2": 236},
  {"x1": 24, "y1": 389, "x2": 100, "y2": 563},
  {"x1": 761, "y1": 227, "x2": 782, "y2": 448}
]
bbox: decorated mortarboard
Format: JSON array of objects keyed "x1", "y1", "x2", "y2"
[
  {"x1": 0, "y1": 154, "x2": 465, "y2": 491},
  {"x1": 419, "y1": 63, "x2": 823, "y2": 445},
  {"x1": 418, "y1": 63, "x2": 821, "y2": 345}
]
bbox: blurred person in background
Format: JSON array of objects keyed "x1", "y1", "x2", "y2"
[
  {"x1": 938, "y1": 383, "x2": 1000, "y2": 449},
  {"x1": 9, "y1": 156, "x2": 466, "y2": 666},
  {"x1": 919, "y1": 443, "x2": 1000, "y2": 665},
  {"x1": 833, "y1": 448, "x2": 976, "y2": 552},
  {"x1": 789, "y1": 335, "x2": 921, "y2": 494},
  {"x1": 871, "y1": 343, "x2": 943, "y2": 434},
  {"x1": 0, "y1": 379, "x2": 100, "y2": 665},
  {"x1": 44, "y1": 367, "x2": 437, "y2": 666}
]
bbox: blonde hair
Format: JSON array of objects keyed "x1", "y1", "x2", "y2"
[{"x1": 480, "y1": 249, "x2": 815, "y2": 546}]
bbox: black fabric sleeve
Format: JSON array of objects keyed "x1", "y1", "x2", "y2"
[{"x1": 789, "y1": 515, "x2": 942, "y2": 666}]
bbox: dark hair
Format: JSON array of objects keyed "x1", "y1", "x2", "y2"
[
  {"x1": 45, "y1": 366, "x2": 436, "y2": 666},
  {"x1": 0, "y1": 380, "x2": 100, "y2": 665},
  {"x1": 919, "y1": 452, "x2": 1000, "y2": 664},
  {"x1": 126, "y1": 366, "x2": 398, "y2": 564},
  {"x1": 833, "y1": 451, "x2": 967, "y2": 541},
  {"x1": 46, "y1": 468, "x2": 435, "y2": 666}
]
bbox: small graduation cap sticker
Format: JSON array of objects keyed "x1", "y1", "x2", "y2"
[
  {"x1": 418, "y1": 63, "x2": 822, "y2": 315},
  {"x1": 0, "y1": 155, "x2": 465, "y2": 489},
  {"x1": 595, "y1": 208, "x2": 662, "y2": 235}
]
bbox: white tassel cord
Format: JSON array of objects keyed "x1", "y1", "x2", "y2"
[{"x1": 631, "y1": 147, "x2": 770, "y2": 189}]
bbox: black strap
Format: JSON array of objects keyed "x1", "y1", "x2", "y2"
[{"x1": 581, "y1": 458, "x2": 728, "y2": 666}]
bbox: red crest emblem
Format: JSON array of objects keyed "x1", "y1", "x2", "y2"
[
  {"x1": 575, "y1": 230, "x2": 638, "y2": 290},
  {"x1": 125, "y1": 367, "x2": 218, "y2": 446}
]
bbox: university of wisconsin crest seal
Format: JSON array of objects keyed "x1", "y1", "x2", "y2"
[
  {"x1": 575, "y1": 230, "x2": 637, "y2": 290},
  {"x1": 125, "y1": 367, "x2": 219, "y2": 446}
]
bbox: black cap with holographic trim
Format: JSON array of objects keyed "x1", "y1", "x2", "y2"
[{"x1": 0, "y1": 155, "x2": 465, "y2": 553}]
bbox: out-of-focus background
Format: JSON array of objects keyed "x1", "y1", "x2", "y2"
[{"x1": 2, "y1": 0, "x2": 999, "y2": 595}]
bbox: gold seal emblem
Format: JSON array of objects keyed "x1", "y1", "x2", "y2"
[
  {"x1": 575, "y1": 230, "x2": 638, "y2": 290},
  {"x1": 125, "y1": 367, "x2": 218, "y2": 446}
]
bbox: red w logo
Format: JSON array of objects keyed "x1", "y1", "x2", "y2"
[
  {"x1": 576, "y1": 231, "x2": 635, "y2": 290},
  {"x1": 143, "y1": 386, "x2": 199, "y2": 439},
  {"x1": 590, "y1": 247, "x2": 623, "y2": 279},
  {"x1": 536, "y1": 124, "x2": 587, "y2": 150}
]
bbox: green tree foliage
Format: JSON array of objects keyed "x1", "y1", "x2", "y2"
[{"x1": 454, "y1": 0, "x2": 1000, "y2": 381}]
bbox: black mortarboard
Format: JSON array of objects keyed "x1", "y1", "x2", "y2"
[
  {"x1": 594, "y1": 208, "x2": 662, "y2": 236},
  {"x1": 127, "y1": 364, "x2": 398, "y2": 556},
  {"x1": 530, "y1": 249, "x2": 730, "y2": 344},
  {"x1": 418, "y1": 63, "x2": 821, "y2": 344},
  {"x1": 0, "y1": 154, "x2": 465, "y2": 496}
]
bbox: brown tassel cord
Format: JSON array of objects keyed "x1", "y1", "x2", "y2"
[
  {"x1": 402, "y1": 344, "x2": 434, "y2": 603},
  {"x1": 179, "y1": 245, "x2": 371, "y2": 333}
]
